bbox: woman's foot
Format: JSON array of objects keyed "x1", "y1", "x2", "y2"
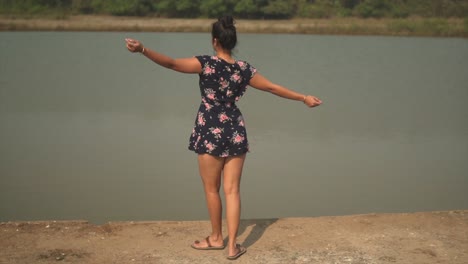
[
  {"x1": 227, "y1": 244, "x2": 246, "y2": 260},
  {"x1": 191, "y1": 235, "x2": 225, "y2": 250}
]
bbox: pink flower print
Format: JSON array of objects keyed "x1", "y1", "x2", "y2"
[
  {"x1": 218, "y1": 112, "x2": 231, "y2": 123},
  {"x1": 194, "y1": 135, "x2": 201, "y2": 150},
  {"x1": 230, "y1": 72, "x2": 241, "y2": 83},
  {"x1": 232, "y1": 132, "x2": 245, "y2": 144},
  {"x1": 250, "y1": 67, "x2": 257, "y2": 76},
  {"x1": 197, "y1": 113, "x2": 206, "y2": 126},
  {"x1": 209, "y1": 127, "x2": 224, "y2": 139},
  {"x1": 221, "y1": 151, "x2": 229, "y2": 157},
  {"x1": 204, "y1": 102, "x2": 212, "y2": 111},
  {"x1": 235, "y1": 96, "x2": 240, "y2": 101},
  {"x1": 219, "y1": 78, "x2": 229, "y2": 90},
  {"x1": 226, "y1": 90, "x2": 233, "y2": 97},
  {"x1": 203, "y1": 63, "x2": 215, "y2": 75},
  {"x1": 205, "y1": 88, "x2": 216, "y2": 100},
  {"x1": 205, "y1": 67, "x2": 215, "y2": 75},
  {"x1": 237, "y1": 61, "x2": 245, "y2": 68},
  {"x1": 191, "y1": 128, "x2": 196, "y2": 136},
  {"x1": 204, "y1": 141, "x2": 217, "y2": 153},
  {"x1": 238, "y1": 116, "x2": 245, "y2": 127}
]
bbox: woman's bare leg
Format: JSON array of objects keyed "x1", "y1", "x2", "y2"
[
  {"x1": 192, "y1": 154, "x2": 225, "y2": 248},
  {"x1": 223, "y1": 154, "x2": 246, "y2": 256}
]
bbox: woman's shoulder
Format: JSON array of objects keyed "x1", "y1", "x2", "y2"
[
  {"x1": 195, "y1": 55, "x2": 218, "y2": 62},
  {"x1": 235, "y1": 60, "x2": 256, "y2": 74},
  {"x1": 196, "y1": 55, "x2": 223, "y2": 69}
]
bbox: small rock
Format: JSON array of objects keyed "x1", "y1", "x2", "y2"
[{"x1": 55, "y1": 253, "x2": 66, "y2": 261}]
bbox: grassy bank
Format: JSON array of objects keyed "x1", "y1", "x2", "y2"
[{"x1": 0, "y1": 15, "x2": 467, "y2": 37}]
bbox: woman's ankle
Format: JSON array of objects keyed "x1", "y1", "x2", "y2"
[{"x1": 210, "y1": 233, "x2": 223, "y2": 242}]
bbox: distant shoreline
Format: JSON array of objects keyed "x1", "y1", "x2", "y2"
[{"x1": 1, "y1": 15, "x2": 467, "y2": 38}]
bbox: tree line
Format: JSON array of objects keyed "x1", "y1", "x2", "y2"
[{"x1": 1, "y1": 0, "x2": 467, "y2": 19}]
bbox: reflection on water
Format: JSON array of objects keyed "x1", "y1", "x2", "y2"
[{"x1": 1, "y1": 32, "x2": 467, "y2": 223}]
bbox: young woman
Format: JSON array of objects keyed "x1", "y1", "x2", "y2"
[{"x1": 125, "y1": 15, "x2": 322, "y2": 260}]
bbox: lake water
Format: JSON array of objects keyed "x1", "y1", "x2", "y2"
[{"x1": 1, "y1": 32, "x2": 467, "y2": 224}]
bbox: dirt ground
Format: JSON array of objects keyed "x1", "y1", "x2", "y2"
[{"x1": 1, "y1": 210, "x2": 467, "y2": 264}]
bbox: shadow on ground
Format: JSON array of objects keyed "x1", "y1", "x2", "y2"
[{"x1": 224, "y1": 218, "x2": 278, "y2": 248}]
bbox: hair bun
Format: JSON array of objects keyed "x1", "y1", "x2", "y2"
[
  {"x1": 219, "y1": 16, "x2": 235, "y2": 30},
  {"x1": 212, "y1": 16, "x2": 237, "y2": 50}
]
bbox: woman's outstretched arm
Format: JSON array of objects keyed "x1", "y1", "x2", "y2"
[
  {"x1": 125, "y1": 38, "x2": 201, "y2": 74},
  {"x1": 249, "y1": 73, "x2": 322, "y2": 108}
]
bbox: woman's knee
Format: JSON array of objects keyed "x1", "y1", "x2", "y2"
[
  {"x1": 223, "y1": 183, "x2": 240, "y2": 195},
  {"x1": 203, "y1": 180, "x2": 222, "y2": 194}
]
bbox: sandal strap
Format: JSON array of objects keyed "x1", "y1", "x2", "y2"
[{"x1": 205, "y1": 236, "x2": 212, "y2": 247}]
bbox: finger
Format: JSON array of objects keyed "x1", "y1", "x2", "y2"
[
  {"x1": 126, "y1": 44, "x2": 135, "y2": 51},
  {"x1": 309, "y1": 101, "x2": 318, "y2": 107}
]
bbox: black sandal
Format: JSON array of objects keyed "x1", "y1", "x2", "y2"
[
  {"x1": 191, "y1": 236, "x2": 225, "y2": 250},
  {"x1": 227, "y1": 244, "x2": 246, "y2": 260}
]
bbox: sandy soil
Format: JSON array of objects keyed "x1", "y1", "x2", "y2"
[{"x1": 1, "y1": 210, "x2": 467, "y2": 264}]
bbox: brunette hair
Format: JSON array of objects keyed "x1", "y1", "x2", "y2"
[{"x1": 211, "y1": 16, "x2": 237, "y2": 51}]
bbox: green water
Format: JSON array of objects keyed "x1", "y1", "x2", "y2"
[{"x1": 1, "y1": 32, "x2": 467, "y2": 224}]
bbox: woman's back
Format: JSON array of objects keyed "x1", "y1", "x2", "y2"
[{"x1": 196, "y1": 55, "x2": 256, "y2": 104}]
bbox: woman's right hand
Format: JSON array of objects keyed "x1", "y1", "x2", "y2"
[
  {"x1": 304, "y1": 95, "x2": 322, "y2": 108},
  {"x1": 125, "y1": 38, "x2": 144, "y2": 53}
]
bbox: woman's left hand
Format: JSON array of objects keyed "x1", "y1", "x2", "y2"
[{"x1": 125, "y1": 38, "x2": 143, "y2": 53}]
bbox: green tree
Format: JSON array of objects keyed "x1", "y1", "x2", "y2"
[
  {"x1": 71, "y1": 0, "x2": 94, "y2": 14},
  {"x1": 339, "y1": 0, "x2": 361, "y2": 9},
  {"x1": 355, "y1": 0, "x2": 392, "y2": 18},
  {"x1": 261, "y1": 0, "x2": 294, "y2": 18},
  {"x1": 199, "y1": 0, "x2": 232, "y2": 18},
  {"x1": 296, "y1": 0, "x2": 342, "y2": 18},
  {"x1": 91, "y1": 0, "x2": 152, "y2": 16},
  {"x1": 234, "y1": 0, "x2": 258, "y2": 18},
  {"x1": 154, "y1": 0, "x2": 176, "y2": 17},
  {"x1": 175, "y1": 0, "x2": 200, "y2": 18}
]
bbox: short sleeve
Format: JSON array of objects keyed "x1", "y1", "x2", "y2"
[
  {"x1": 195, "y1": 55, "x2": 209, "y2": 65},
  {"x1": 237, "y1": 60, "x2": 257, "y2": 84},
  {"x1": 195, "y1": 55, "x2": 210, "y2": 74}
]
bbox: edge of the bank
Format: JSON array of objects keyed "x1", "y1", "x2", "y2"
[
  {"x1": 1, "y1": 209, "x2": 466, "y2": 226},
  {"x1": 2, "y1": 210, "x2": 467, "y2": 264}
]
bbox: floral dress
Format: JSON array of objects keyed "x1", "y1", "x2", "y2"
[{"x1": 188, "y1": 55, "x2": 257, "y2": 157}]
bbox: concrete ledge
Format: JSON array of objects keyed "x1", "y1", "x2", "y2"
[{"x1": 1, "y1": 211, "x2": 467, "y2": 263}]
